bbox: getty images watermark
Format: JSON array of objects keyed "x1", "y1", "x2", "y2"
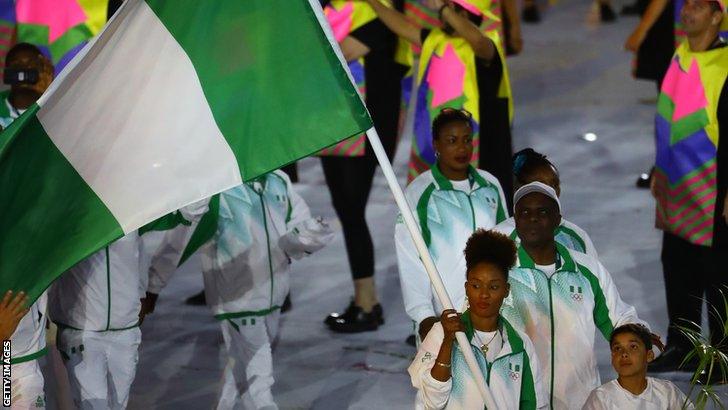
[{"x1": 2, "y1": 340, "x2": 9, "y2": 407}]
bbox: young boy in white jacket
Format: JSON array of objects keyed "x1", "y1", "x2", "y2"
[
  {"x1": 186, "y1": 170, "x2": 333, "y2": 410},
  {"x1": 49, "y1": 200, "x2": 208, "y2": 410}
]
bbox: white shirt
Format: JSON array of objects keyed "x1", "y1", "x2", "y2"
[
  {"x1": 535, "y1": 262, "x2": 557, "y2": 277},
  {"x1": 582, "y1": 378, "x2": 693, "y2": 410},
  {"x1": 450, "y1": 178, "x2": 473, "y2": 193}
]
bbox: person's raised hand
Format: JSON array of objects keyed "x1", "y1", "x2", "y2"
[
  {"x1": 0, "y1": 290, "x2": 29, "y2": 340},
  {"x1": 440, "y1": 309, "x2": 465, "y2": 343}
]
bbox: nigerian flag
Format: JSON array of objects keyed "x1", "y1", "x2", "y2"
[{"x1": 0, "y1": 0, "x2": 371, "y2": 303}]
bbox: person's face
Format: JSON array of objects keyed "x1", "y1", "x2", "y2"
[
  {"x1": 6, "y1": 51, "x2": 54, "y2": 97},
  {"x1": 514, "y1": 193, "x2": 561, "y2": 248},
  {"x1": 465, "y1": 262, "x2": 510, "y2": 319},
  {"x1": 610, "y1": 332, "x2": 654, "y2": 378},
  {"x1": 680, "y1": 0, "x2": 723, "y2": 36},
  {"x1": 433, "y1": 121, "x2": 473, "y2": 175},
  {"x1": 517, "y1": 166, "x2": 561, "y2": 197}
]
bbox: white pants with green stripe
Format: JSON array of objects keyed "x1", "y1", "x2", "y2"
[
  {"x1": 10, "y1": 359, "x2": 45, "y2": 409},
  {"x1": 218, "y1": 312, "x2": 280, "y2": 410},
  {"x1": 57, "y1": 327, "x2": 141, "y2": 410}
]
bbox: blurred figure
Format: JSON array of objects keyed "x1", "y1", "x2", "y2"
[{"x1": 649, "y1": 0, "x2": 727, "y2": 374}]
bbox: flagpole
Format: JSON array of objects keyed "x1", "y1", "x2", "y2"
[{"x1": 365, "y1": 127, "x2": 499, "y2": 410}]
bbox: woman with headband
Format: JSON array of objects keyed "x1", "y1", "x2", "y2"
[{"x1": 494, "y1": 148, "x2": 599, "y2": 258}]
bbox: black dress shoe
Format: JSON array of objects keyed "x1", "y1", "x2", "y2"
[
  {"x1": 281, "y1": 293, "x2": 292, "y2": 313},
  {"x1": 522, "y1": 5, "x2": 541, "y2": 23},
  {"x1": 600, "y1": 4, "x2": 617, "y2": 22},
  {"x1": 327, "y1": 305, "x2": 383, "y2": 333},
  {"x1": 324, "y1": 301, "x2": 384, "y2": 326},
  {"x1": 185, "y1": 290, "x2": 206, "y2": 306},
  {"x1": 648, "y1": 345, "x2": 698, "y2": 372}
]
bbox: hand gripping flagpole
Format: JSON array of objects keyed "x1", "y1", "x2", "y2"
[
  {"x1": 307, "y1": 1, "x2": 497, "y2": 405},
  {"x1": 365, "y1": 127, "x2": 499, "y2": 410}
]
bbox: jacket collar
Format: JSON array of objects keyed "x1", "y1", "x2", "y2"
[
  {"x1": 516, "y1": 241, "x2": 577, "y2": 273},
  {"x1": 431, "y1": 162, "x2": 489, "y2": 191},
  {"x1": 460, "y1": 311, "x2": 525, "y2": 358}
]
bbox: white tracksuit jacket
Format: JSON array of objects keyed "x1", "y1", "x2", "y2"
[
  {"x1": 494, "y1": 216, "x2": 599, "y2": 259},
  {"x1": 395, "y1": 165, "x2": 508, "y2": 325},
  {"x1": 49, "y1": 201, "x2": 208, "y2": 331},
  {"x1": 200, "y1": 171, "x2": 333, "y2": 319},
  {"x1": 500, "y1": 243, "x2": 648, "y2": 410},
  {"x1": 410, "y1": 314, "x2": 548, "y2": 409}
]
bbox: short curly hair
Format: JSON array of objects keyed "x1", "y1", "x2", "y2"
[
  {"x1": 610, "y1": 323, "x2": 652, "y2": 350},
  {"x1": 464, "y1": 229, "x2": 517, "y2": 279},
  {"x1": 431, "y1": 108, "x2": 473, "y2": 140}
]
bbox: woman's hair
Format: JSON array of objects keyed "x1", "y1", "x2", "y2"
[
  {"x1": 431, "y1": 108, "x2": 473, "y2": 140},
  {"x1": 512, "y1": 148, "x2": 559, "y2": 186},
  {"x1": 464, "y1": 229, "x2": 517, "y2": 279},
  {"x1": 610, "y1": 323, "x2": 653, "y2": 350}
]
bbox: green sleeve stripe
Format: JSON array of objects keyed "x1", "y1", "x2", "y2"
[
  {"x1": 519, "y1": 352, "x2": 538, "y2": 410},
  {"x1": 579, "y1": 263, "x2": 614, "y2": 340},
  {"x1": 416, "y1": 184, "x2": 437, "y2": 248},
  {"x1": 10, "y1": 347, "x2": 48, "y2": 365},
  {"x1": 557, "y1": 225, "x2": 586, "y2": 253},
  {"x1": 496, "y1": 192, "x2": 507, "y2": 223}
]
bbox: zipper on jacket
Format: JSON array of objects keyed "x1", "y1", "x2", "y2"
[
  {"x1": 257, "y1": 191, "x2": 275, "y2": 310},
  {"x1": 533, "y1": 268, "x2": 557, "y2": 410},
  {"x1": 469, "y1": 335, "x2": 520, "y2": 385},
  {"x1": 105, "y1": 246, "x2": 111, "y2": 331},
  {"x1": 466, "y1": 194, "x2": 476, "y2": 231}
]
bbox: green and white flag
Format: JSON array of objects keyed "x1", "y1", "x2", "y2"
[{"x1": 0, "y1": 0, "x2": 371, "y2": 302}]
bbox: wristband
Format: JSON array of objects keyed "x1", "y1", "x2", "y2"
[{"x1": 435, "y1": 360, "x2": 451, "y2": 368}]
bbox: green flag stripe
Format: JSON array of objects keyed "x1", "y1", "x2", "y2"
[
  {"x1": 0, "y1": 110, "x2": 123, "y2": 302},
  {"x1": 144, "y1": 0, "x2": 372, "y2": 180}
]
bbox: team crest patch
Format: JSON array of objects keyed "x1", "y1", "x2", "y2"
[
  {"x1": 569, "y1": 285, "x2": 584, "y2": 302},
  {"x1": 508, "y1": 362, "x2": 521, "y2": 381},
  {"x1": 423, "y1": 352, "x2": 433, "y2": 363}
]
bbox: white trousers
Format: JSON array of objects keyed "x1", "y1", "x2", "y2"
[
  {"x1": 217, "y1": 312, "x2": 280, "y2": 410},
  {"x1": 57, "y1": 327, "x2": 141, "y2": 410},
  {"x1": 10, "y1": 358, "x2": 45, "y2": 409}
]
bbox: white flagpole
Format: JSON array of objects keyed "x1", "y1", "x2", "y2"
[
  {"x1": 365, "y1": 127, "x2": 500, "y2": 410},
  {"x1": 305, "y1": 1, "x2": 498, "y2": 405}
]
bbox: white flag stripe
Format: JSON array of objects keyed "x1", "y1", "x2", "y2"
[{"x1": 38, "y1": 0, "x2": 242, "y2": 233}]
